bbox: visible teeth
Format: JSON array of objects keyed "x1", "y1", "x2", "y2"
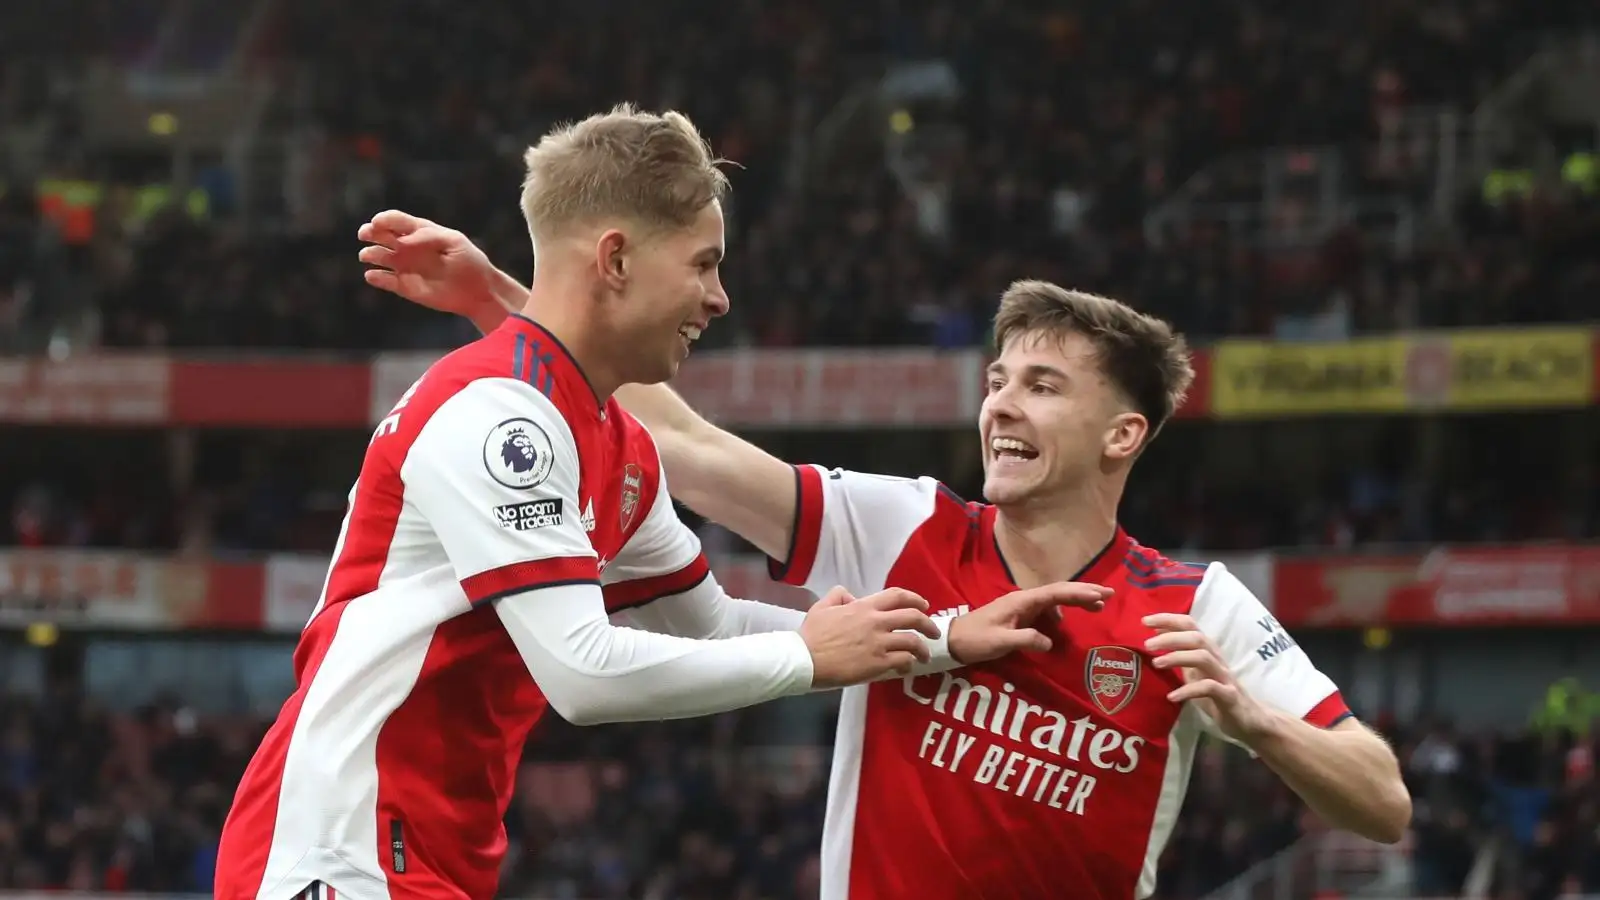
[
  {"x1": 991, "y1": 437, "x2": 1036, "y2": 454},
  {"x1": 681, "y1": 325, "x2": 702, "y2": 340}
]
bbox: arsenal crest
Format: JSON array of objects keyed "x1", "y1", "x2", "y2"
[
  {"x1": 619, "y1": 464, "x2": 644, "y2": 532},
  {"x1": 1084, "y1": 646, "x2": 1141, "y2": 716}
]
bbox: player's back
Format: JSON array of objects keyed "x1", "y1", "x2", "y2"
[{"x1": 216, "y1": 321, "x2": 610, "y2": 900}]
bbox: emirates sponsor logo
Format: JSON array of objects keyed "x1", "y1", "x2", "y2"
[{"x1": 902, "y1": 670, "x2": 1146, "y2": 816}]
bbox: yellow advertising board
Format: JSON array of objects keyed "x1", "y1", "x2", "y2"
[
  {"x1": 1211, "y1": 329, "x2": 1595, "y2": 418},
  {"x1": 1436, "y1": 327, "x2": 1593, "y2": 409},
  {"x1": 1211, "y1": 338, "x2": 1412, "y2": 418}
]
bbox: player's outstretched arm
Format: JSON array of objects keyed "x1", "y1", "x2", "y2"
[
  {"x1": 608, "y1": 466, "x2": 1109, "y2": 674},
  {"x1": 613, "y1": 383, "x2": 795, "y2": 558},
  {"x1": 401, "y1": 377, "x2": 941, "y2": 724},
  {"x1": 357, "y1": 210, "x2": 800, "y2": 559}
]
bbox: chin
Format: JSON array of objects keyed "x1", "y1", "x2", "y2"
[
  {"x1": 634, "y1": 359, "x2": 678, "y2": 386},
  {"x1": 982, "y1": 474, "x2": 1029, "y2": 506}
]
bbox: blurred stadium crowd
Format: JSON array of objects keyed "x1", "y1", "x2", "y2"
[
  {"x1": 0, "y1": 689, "x2": 1596, "y2": 898},
  {"x1": 1, "y1": 0, "x2": 1598, "y2": 897},
  {"x1": 1, "y1": 0, "x2": 1596, "y2": 354}
]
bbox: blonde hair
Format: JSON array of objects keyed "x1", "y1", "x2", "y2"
[
  {"x1": 993, "y1": 280, "x2": 1194, "y2": 440},
  {"x1": 520, "y1": 103, "x2": 729, "y2": 243}
]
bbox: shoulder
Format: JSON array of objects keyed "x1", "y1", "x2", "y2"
[
  {"x1": 391, "y1": 341, "x2": 589, "y2": 479},
  {"x1": 1123, "y1": 543, "x2": 1210, "y2": 590},
  {"x1": 894, "y1": 479, "x2": 988, "y2": 555},
  {"x1": 807, "y1": 466, "x2": 963, "y2": 519},
  {"x1": 410, "y1": 335, "x2": 593, "y2": 440},
  {"x1": 1113, "y1": 541, "x2": 1212, "y2": 614}
]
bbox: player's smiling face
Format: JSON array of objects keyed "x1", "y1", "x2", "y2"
[
  {"x1": 615, "y1": 200, "x2": 729, "y2": 385},
  {"x1": 979, "y1": 329, "x2": 1126, "y2": 506}
]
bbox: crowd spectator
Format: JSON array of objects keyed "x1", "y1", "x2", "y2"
[
  {"x1": 0, "y1": 685, "x2": 1594, "y2": 898},
  {"x1": 1, "y1": 0, "x2": 1595, "y2": 352}
]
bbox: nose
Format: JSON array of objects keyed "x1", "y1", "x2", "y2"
[
  {"x1": 983, "y1": 383, "x2": 1022, "y2": 422},
  {"x1": 705, "y1": 288, "x2": 730, "y2": 319}
]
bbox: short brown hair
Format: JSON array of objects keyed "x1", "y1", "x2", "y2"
[
  {"x1": 993, "y1": 280, "x2": 1194, "y2": 441},
  {"x1": 520, "y1": 103, "x2": 730, "y2": 242}
]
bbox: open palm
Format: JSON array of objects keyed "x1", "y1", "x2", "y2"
[{"x1": 357, "y1": 211, "x2": 494, "y2": 316}]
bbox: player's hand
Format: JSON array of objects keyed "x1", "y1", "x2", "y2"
[
  {"x1": 947, "y1": 582, "x2": 1111, "y2": 664},
  {"x1": 1144, "y1": 613, "x2": 1276, "y2": 744},
  {"x1": 800, "y1": 587, "x2": 940, "y2": 689},
  {"x1": 357, "y1": 210, "x2": 502, "y2": 319}
]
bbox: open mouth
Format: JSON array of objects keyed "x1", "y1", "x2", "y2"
[
  {"x1": 990, "y1": 437, "x2": 1040, "y2": 463},
  {"x1": 677, "y1": 324, "x2": 702, "y2": 355}
]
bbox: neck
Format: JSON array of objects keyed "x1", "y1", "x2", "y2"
[
  {"x1": 993, "y1": 480, "x2": 1121, "y2": 588},
  {"x1": 523, "y1": 270, "x2": 619, "y2": 402}
]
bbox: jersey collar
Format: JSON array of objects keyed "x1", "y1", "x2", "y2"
[
  {"x1": 984, "y1": 505, "x2": 1132, "y2": 588},
  {"x1": 502, "y1": 313, "x2": 606, "y2": 418}
]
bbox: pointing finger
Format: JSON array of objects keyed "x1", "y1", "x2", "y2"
[{"x1": 1002, "y1": 583, "x2": 1109, "y2": 615}]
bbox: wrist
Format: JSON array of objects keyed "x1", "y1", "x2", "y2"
[
  {"x1": 945, "y1": 615, "x2": 969, "y2": 665},
  {"x1": 488, "y1": 268, "x2": 528, "y2": 312},
  {"x1": 1238, "y1": 705, "x2": 1296, "y2": 754}
]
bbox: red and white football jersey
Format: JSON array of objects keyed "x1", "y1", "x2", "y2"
[
  {"x1": 772, "y1": 466, "x2": 1351, "y2": 900},
  {"x1": 214, "y1": 316, "x2": 789, "y2": 900}
]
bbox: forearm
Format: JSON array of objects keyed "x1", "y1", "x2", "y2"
[
  {"x1": 619, "y1": 385, "x2": 796, "y2": 559},
  {"x1": 625, "y1": 584, "x2": 960, "y2": 680},
  {"x1": 1250, "y1": 714, "x2": 1412, "y2": 844},
  {"x1": 615, "y1": 383, "x2": 728, "y2": 515},
  {"x1": 497, "y1": 582, "x2": 815, "y2": 725},
  {"x1": 467, "y1": 268, "x2": 528, "y2": 334},
  {"x1": 718, "y1": 597, "x2": 959, "y2": 678}
]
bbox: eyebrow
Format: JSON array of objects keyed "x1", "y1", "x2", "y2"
[
  {"x1": 697, "y1": 246, "x2": 724, "y2": 265},
  {"x1": 987, "y1": 362, "x2": 1070, "y2": 382}
]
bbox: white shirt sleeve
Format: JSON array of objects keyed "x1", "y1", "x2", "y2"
[
  {"x1": 402, "y1": 377, "x2": 816, "y2": 725},
  {"x1": 1189, "y1": 561, "x2": 1353, "y2": 743},
  {"x1": 763, "y1": 464, "x2": 959, "y2": 672},
  {"x1": 768, "y1": 465, "x2": 942, "y2": 598}
]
